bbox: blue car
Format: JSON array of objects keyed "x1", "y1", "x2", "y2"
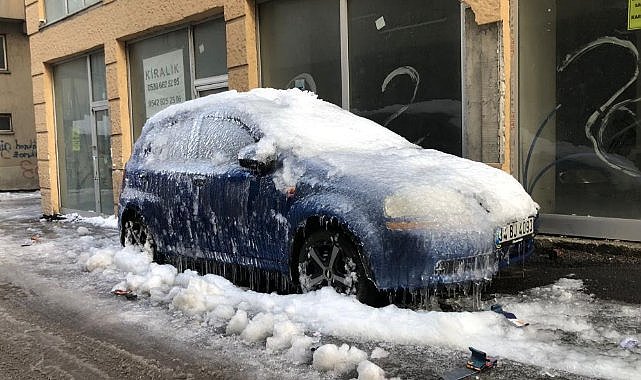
[{"x1": 119, "y1": 89, "x2": 539, "y2": 305}]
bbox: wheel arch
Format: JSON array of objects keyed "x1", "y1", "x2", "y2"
[
  {"x1": 287, "y1": 203, "x2": 382, "y2": 287},
  {"x1": 119, "y1": 204, "x2": 143, "y2": 246}
]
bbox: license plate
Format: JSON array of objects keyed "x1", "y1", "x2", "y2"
[{"x1": 497, "y1": 217, "x2": 534, "y2": 244}]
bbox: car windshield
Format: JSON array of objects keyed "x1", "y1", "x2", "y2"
[{"x1": 147, "y1": 88, "x2": 419, "y2": 158}]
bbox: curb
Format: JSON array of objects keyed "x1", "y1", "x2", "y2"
[{"x1": 535, "y1": 234, "x2": 641, "y2": 264}]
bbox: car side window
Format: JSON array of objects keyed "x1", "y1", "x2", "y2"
[
  {"x1": 142, "y1": 116, "x2": 200, "y2": 162},
  {"x1": 198, "y1": 116, "x2": 255, "y2": 163}
]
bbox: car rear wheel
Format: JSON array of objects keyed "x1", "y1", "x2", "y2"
[
  {"x1": 297, "y1": 229, "x2": 382, "y2": 305},
  {"x1": 123, "y1": 214, "x2": 163, "y2": 264}
]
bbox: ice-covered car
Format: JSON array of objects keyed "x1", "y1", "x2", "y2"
[{"x1": 118, "y1": 88, "x2": 539, "y2": 305}]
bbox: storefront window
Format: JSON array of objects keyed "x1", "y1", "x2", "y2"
[
  {"x1": 90, "y1": 52, "x2": 107, "y2": 101},
  {"x1": 348, "y1": 0, "x2": 462, "y2": 154},
  {"x1": 194, "y1": 19, "x2": 227, "y2": 80},
  {"x1": 259, "y1": 0, "x2": 342, "y2": 106},
  {"x1": 55, "y1": 57, "x2": 93, "y2": 212},
  {"x1": 193, "y1": 18, "x2": 229, "y2": 96},
  {"x1": 129, "y1": 19, "x2": 228, "y2": 139},
  {"x1": 520, "y1": 1, "x2": 641, "y2": 223},
  {"x1": 54, "y1": 53, "x2": 112, "y2": 213},
  {"x1": 259, "y1": 0, "x2": 462, "y2": 155},
  {"x1": 129, "y1": 29, "x2": 191, "y2": 139}
]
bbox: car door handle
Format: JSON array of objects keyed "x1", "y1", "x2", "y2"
[{"x1": 193, "y1": 176, "x2": 205, "y2": 187}]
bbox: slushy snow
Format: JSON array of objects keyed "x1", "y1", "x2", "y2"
[{"x1": 72, "y1": 235, "x2": 641, "y2": 380}]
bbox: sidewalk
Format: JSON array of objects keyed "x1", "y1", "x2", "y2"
[{"x1": 536, "y1": 235, "x2": 641, "y2": 265}]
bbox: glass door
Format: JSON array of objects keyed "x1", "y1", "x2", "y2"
[
  {"x1": 94, "y1": 108, "x2": 114, "y2": 214},
  {"x1": 55, "y1": 52, "x2": 113, "y2": 214}
]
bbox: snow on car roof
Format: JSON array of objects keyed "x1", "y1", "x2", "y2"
[{"x1": 147, "y1": 88, "x2": 418, "y2": 156}]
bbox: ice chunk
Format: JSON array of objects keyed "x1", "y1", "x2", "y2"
[
  {"x1": 240, "y1": 312, "x2": 275, "y2": 342},
  {"x1": 77, "y1": 226, "x2": 90, "y2": 235},
  {"x1": 113, "y1": 246, "x2": 152, "y2": 275},
  {"x1": 226, "y1": 309, "x2": 248, "y2": 335},
  {"x1": 357, "y1": 360, "x2": 386, "y2": 380},
  {"x1": 266, "y1": 319, "x2": 304, "y2": 351},
  {"x1": 312, "y1": 343, "x2": 368, "y2": 374},
  {"x1": 370, "y1": 347, "x2": 389, "y2": 359},
  {"x1": 84, "y1": 249, "x2": 114, "y2": 272},
  {"x1": 285, "y1": 335, "x2": 315, "y2": 364}
]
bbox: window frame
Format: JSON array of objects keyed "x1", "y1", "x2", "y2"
[
  {"x1": 0, "y1": 113, "x2": 13, "y2": 134},
  {"x1": 0, "y1": 35, "x2": 7, "y2": 72}
]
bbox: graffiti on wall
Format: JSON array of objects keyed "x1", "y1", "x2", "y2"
[{"x1": 0, "y1": 138, "x2": 38, "y2": 179}]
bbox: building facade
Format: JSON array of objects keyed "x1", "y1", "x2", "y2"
[
  {"x1": 26, "y1": 0, "x2": 641, "y2": 242},
  {"x1": 0, "y1": 0, "x2": 37, "y2": 190}
]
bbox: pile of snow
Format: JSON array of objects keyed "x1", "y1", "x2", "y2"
[
  {"x1": 147, "y1": 88, "x2": 416, "y2": 158},
  {"x1": 63, "y1": 212, "x2": 118, "y2": 229},
  {"x1": 74, "y1": 243, "x2": 641, "y2": 380}
]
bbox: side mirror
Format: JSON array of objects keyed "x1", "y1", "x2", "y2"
[{"x1": 238, "y1": 143, "x2": 277, "y2": 174}]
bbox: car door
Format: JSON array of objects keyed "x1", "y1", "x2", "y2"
[
  {"x1": 140, "y1": 115, "x2": 202, "y2": 256},
  {"x1": 194, "y1": 116, "x2": 291, "y2": 265}
]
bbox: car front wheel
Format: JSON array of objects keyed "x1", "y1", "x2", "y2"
[
  {"x1": 297, "y1": 229, "x2": 383, "y2": 305},
  {"x1": 123, "y1": 214, "x2": 162, "y2": 264}
]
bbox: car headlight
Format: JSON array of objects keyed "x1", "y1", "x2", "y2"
[{"x1": 384, "y1": 186, "x2": 478, "y2": 230}]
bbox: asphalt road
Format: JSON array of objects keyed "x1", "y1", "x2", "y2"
[
  {"x1": 0, "y1": 279, "x2": 239, "y2": 380},
  {"x1": 487, "y1": 241, "x2": 641, "y2": 304}
]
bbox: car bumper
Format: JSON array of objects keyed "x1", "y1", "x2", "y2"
[{"x1": 371, "y1": 227, "x2": 535, "y2": 290}]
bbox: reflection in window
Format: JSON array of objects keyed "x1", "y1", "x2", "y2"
[
  {"x1": 259, "y1": 0, "x2": 342, "y2": 106},
  {"x1": 54, "y1": 57, "x2": 93, "y2": 211},
  {"x1": 0, "y1": 114, "x2": 12, "y2": 133},
  {"x1": 129, "y1": 19, "x2": 229, "y2": 138},
  {"x1": 90, "y1": 52, "x2": 107, "y2": 101},
  {"x1": 194, "y1": 18, "x2": 229, "y2": 96},
  {"x1": 520, "y1": 1, "x2": 641, "y2": 220},
  {"x1": 45, "y1": 0, "x2": 101, "y2": 23},
  {"x1": 348, "y1": 0, "x2": 462, "y2": 155},
  {"x1": 198, "y1": 117, "x2": 254, "y2": 161},
  {"x1": 0, "y1": 35, "x2": 6, "y2": 71},
  {"x1": 128, "y1": 30, "x2": 191, "y2": 139}
]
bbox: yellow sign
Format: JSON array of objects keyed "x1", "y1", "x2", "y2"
[{"x1": 629, "y1": 0, "x2": 641, "y2": 30}]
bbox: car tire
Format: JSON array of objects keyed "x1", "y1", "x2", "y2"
[
  {"x1": 297, "y1": 229, "x2": 384, "y2": 306},
  {"x1": 123, "y1": 213, "x2": 164, "y2": 264}
]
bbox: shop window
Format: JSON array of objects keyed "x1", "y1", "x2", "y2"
[
  {"x1": 45, "y1": 0, "x2": 101, "y2": 24},
  {"x1": 520, "y1": 1, "x2": 641, "y2": 224},
  {"x1": 194, "y1": 18, "x2": 228, "y2": 96},
  {"x1": 129, "y1": 29, "x2": 191, "y2": 139},
  {"x1": 0, "y1": 114, "x2": 12, "y2": 133},
  {"x1": 258, "y1": 0, "x2": 462, "y2": 156},
  {"x1": 0, "y1": 35, "x2": 7, "y2": 71},
  {"x1": 348, "y1": 0, "x2": 462, "y2": 155},
  {"x1": 258, "y1": 0, "x2": 342, "y2": 106},
  {"x1": 128, "y1": 18, "x2": 228, "y2": 139},
  {"x1": 54, "y1": 52, "x2": 113, "y2": 214}
]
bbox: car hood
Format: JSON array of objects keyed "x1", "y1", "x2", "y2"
[{"x1": 295, "y1": 148, "x2": 539, "y2": 229}]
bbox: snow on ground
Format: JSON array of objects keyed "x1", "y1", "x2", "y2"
[{"x1": 1, "y1": 192, "x2": 640, "y2": 379}]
